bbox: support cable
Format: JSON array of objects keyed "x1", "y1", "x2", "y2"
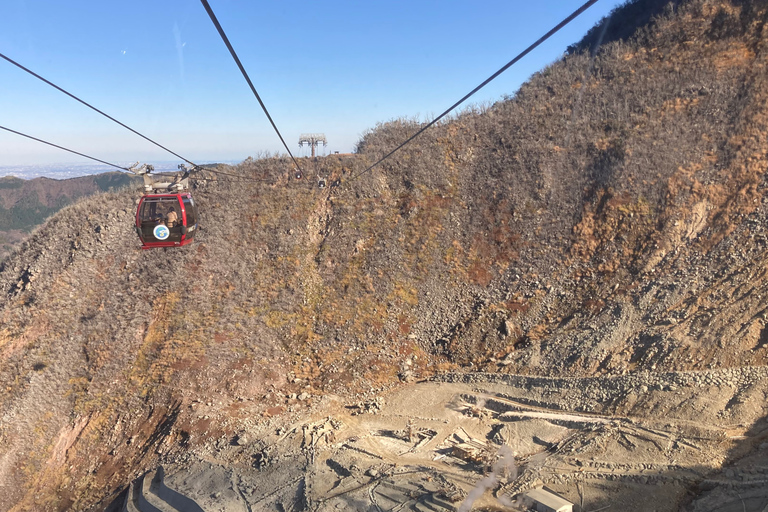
[
  {"x1": 190, "y1": 166, "x2": 272, "y2": 182},
  {"x1": 0, "y1": 125, "x2": 130, "y2": 171},
  {"x1": 348, "y1": 0, "x2": 599, "y2": 181},
  {"x1": 1, "y1": 123, "x2": 271, "y2": 183},
  {"x1": 199, "y1": 0, "x2": 303, "y2": 175},
  {"x1": 0, "y1": 52, "x2": 200, "y2": 168},
  {"x1": 0, "y1": 54, "x2": 273, "y2": 182}
]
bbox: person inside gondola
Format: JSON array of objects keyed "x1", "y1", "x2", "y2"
[{"x1": 166, "y1": 207, "x2": 178, "y2": 228}]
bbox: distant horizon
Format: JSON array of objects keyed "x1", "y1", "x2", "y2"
[{"x1": 0, "y1": 158, "x2": 245, "y2": 180}]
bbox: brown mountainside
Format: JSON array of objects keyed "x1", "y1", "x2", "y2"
[
  {"x1": 1, "y1": 0, "x2": 768, "y2": 509},
  {"x1": 0, "y1": 173, "x2": 134, "y2": 211},
  {"x1": 0, "y1": 172, "x2": 140, "y2": 259}
]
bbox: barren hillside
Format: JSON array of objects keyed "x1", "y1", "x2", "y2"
[{"x1": 1, "y1": 0, "x2": 768, "y2": 510}]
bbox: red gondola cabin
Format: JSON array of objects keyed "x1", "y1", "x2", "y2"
[{"x1": 135, "y1": 193, "x2": 198, "y2": 249}]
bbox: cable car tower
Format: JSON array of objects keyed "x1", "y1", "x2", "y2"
[{"x1": 298, "y1": 133, "x2": 327, "y2": 158}]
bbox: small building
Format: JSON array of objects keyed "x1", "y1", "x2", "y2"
[{"x1": 524, "y1": 487, "x2": 573, "y2": 512}]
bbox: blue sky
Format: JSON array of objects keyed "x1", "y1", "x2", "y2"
[{"x1": 0, "y1": 0, "x2": 625, "y2": 168}]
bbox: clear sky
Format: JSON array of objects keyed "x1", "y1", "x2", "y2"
[{"x1": 0, "y1": 0, "x2": 625, "y2": 168}]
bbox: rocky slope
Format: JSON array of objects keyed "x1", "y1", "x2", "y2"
[{"x1": 1, "y1": 0, "x2": 768, "y2": 509}]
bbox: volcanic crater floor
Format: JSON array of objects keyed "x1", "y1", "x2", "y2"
[{"x1": 113, "y1": 368, "x2": 768, "y2": 512}]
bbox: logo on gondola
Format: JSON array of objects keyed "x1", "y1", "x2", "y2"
[{"x1": 153, "y1": 224, "x2": 170, "y2": 240}]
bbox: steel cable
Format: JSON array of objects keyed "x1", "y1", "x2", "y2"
[
  {"x1": 0, "y1": 54, "x2": 281, "y2": 182},
  {"x1": 199, "y1": 0, "x2": 303, "y2": 175},
  {"x1": 190, "y1": 166, "x2": 273, "y2": 182},
  {"x1": 0, "y1": 52, "x2": 201, "y2": 169},
  {"x1": 348, "y1": 0, "x2": 600, "y2": 182},
  {"x1": 0, "y1": 123, "x2": 276, "y2": 183},
  {"x1": 0, "y1": 125, "x2": 130, "y2": 171}
]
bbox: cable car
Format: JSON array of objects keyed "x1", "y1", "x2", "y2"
[
  {"x1": 135, "y1": 192, "x2": 198, "y2": 249},
  {"x1": 129, "y1": 163, "x2": 199, "y2": 249}
]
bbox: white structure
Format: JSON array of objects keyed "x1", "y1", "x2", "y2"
[
  {"x1": 298, "y1": 133, "x2": 327, "y2": 157},
  {"x1": 525, "y1": 487, "x2": 573, "y2": 512}
]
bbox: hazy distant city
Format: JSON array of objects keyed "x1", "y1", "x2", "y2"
[{"x1": 0, "y1": 161, "x2": 240, "y2": 180}]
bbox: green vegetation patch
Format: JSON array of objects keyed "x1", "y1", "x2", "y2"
[
  {"x1": 0, "y1": 195, "x2": 71, "y2": 231},
  {"x1": 94, "y1": 172, "x2": 139, "y2": 191},
  {"x1": 0, "y1": 176, "x2": 25, "y2": 189}
]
